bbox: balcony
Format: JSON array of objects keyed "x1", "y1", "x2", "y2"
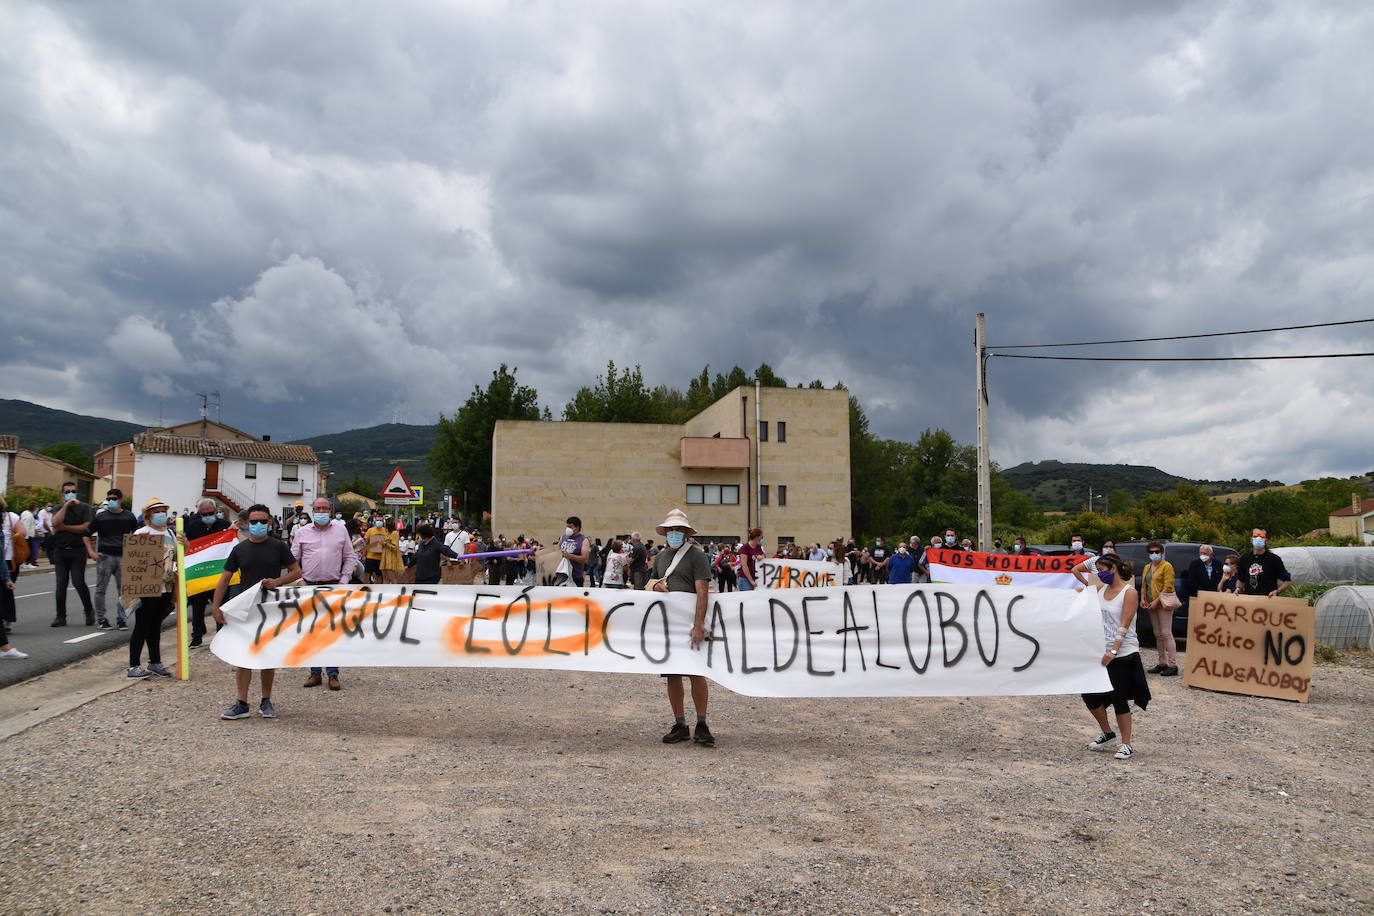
[
  {"x1": 278, "y1": 478, "x2": 304, "y2": 495},
  {"x1": 680, "y1": 437, "x2": 750, "y2": 469}
]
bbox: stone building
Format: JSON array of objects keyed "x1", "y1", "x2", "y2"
[{"x1": 491, "y1": 385, "x2": 851, "y2": 549}]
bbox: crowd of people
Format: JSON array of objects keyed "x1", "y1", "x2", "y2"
[{"x1": 2, "y1": 487, "x2": 1293, "y2": 760}]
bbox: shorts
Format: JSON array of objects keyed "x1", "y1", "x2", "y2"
[
  {"x1": 1082, "y1": 652, "x2": 1151, "y2": 716},
  {"x1": 364, "y1": 558, "x2": 381, "y2": 575}
]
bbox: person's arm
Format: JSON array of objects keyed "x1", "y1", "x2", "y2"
[
  {"x1": 1103, "y1": 588, "x2": 1139, "y2": 666},
  {"x1": 741, "y1": 550, "x2": 756, "y2": 585},
  {"x1": 209, "y1": 565, "x2": 234, "y2": 625},
  {"x1": 1272, "y1": 559, "x2": 1293, "y2": 597},
  {"x1": 1070, "y1": 558, "x2": 1095, "y2": 583},
  {"x1": 440, "y1": 544, "x2": 459, "y2": 560},
  {"x1": 1161, "y1": 561, "x2": 1176, "y2": 594},
  {"x1": 264, "y1": 561, "x2": 304, "y2": 590},
  {"x1": 691, "y1": 577, "x2": 709, "y2": 649}
]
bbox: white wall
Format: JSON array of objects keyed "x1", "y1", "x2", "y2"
[
  {"x1": 132, "y1": 453, "x2": 208, "y2": 517},
  {"x1": 0, "y1": 452, "x2": 12, "y2": 495}
]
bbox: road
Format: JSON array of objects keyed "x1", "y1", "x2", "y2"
[{"x1": 2, "y1": 564, "x2": 184, "y2": 689}]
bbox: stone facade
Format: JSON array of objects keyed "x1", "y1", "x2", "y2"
[{"x1": 492, "y1": 386, "x2": 851, "y2": 549}]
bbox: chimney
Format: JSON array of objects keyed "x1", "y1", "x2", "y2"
[
  {"x1": 1356, "y1": 492, "x2": 1363, "y2": 514},
  {"x1": 263, "y1": 435, "x2": 272, "y2": 442}
]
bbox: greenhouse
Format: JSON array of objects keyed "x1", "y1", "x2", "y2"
[
  {"x1": 1314, "y1": 587, "x2": 1374, "y2": 650},
  {"x1": 1270, "y1": 547, "x2": 1374, "y2": 585}
]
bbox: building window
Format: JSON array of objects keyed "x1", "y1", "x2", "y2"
[
  {"x1": 759, "y1": 421, "x2": 769, "y2": 442},
  {"x1": 281, "y1": 464, "x2": 298, "y2": 481},
  {"x1": 778, "y1": 485, "x2": 787, "y2": 506},
  {"x1": 760, "y1": 485, "x2": 769, "y2": 506},
  {"x1": 777, "y1": 536, "x2": 795, "y2": 545},
  {"x1": 686, "y1": 484, "x2": 740, "y2": 505},
  {"x1": 777, "y1": 421, "x2": 786, "y2": 443},
  {"x1": 244, "y1": 463, "x2": 257, "y2": 479}
]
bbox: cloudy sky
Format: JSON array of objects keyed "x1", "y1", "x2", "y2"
[{"x1": 4, "y1": 1, "x2": 1371, "y2": 483}]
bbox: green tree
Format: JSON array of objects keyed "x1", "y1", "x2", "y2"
[
  {"x1": 754, "y1": 363, "x2": 788, "y2": 387},
  {"x1": 39, "y1": 442, "x2": 93, "y2": 472},
  {"x1": 333, "y1": 476, "x2": 377, "y2": 497},
  {"x1": 430, "y1": 365, "x2": 542, "y2": 517},
  {"x1": 712, "y1": 366, "x2": 751, "y2": 399},
  {"x1": 563, "y1": 362, "x2": 668, "y2": 423}
]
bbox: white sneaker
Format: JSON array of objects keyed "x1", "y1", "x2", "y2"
[
  {"x1": 1114, "y1": 743, "x2": 1134, "y2": 760},
  {"x1": 0, "y1": 647, "x2": 29, "y2": 659}
]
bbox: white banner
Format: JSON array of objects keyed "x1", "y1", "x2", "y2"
[
  {"x1": 210, "y1": 583, "x2": 1110, "y2": 698},
  {"x1": 926, "y1": 548, "x2": 1088, "y2": 590},
  {"x1": 757, "y1": 557, "x2": 846, "y2": 589}
]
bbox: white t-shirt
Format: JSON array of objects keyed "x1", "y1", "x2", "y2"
[
  {"x1": 1093, "y1": 580, "x2": 1139, "y2": 657},
  {"x1": 603, "y1": 552, "x2": 628, "y2": 586}
]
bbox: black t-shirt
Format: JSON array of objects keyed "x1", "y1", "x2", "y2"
[
  {"x1": 53, "y1": 502, "x2": 94, "y2": 549},
  {"x1": 1236, "y1": 551, "x2": 1289, "y2": 595},
  {"x1": 629, "y1": 544, "x2": 648, "y2": 573},
  {"x1": 224, "y1": 537, "x2": 296, "y2": 590},
  {"x1": 89, "y1": 509, "x2": 140, "y2": 554}
]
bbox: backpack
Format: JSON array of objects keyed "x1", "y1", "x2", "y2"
[{"x1": 8, "y1": 513, "x2": 29, "y2": 569}]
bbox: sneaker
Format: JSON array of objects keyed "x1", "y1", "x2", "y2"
[
  {"x1": 188, "y1": 639, "x2": 204, "y2": 650},
  {"x1": 693, "y1": 722, "x2": 716, "y2": 747},
  {"x1": 0, "y1": 647, "x2": 29, "y2": 659},
  {"x1": 258, "y1": 699, "x2": 277, "y2": 718},
  {"x1": 662, "y1": 722, "x2": 691, "y2": 744},
  {"x1": 97, "y1": 619, "x2": 112, "y2": 629},
  {"x1": 1147, "y1": 663, "x2": 1166, "y2": 674},
  {"x1": 1086, "y1": 731, "x2": 1117, "y2": 750},
  {"x1": 220, "y1": 700, "x2": 252, "y2": 720},
  {"x1": 50, "y1": 618, "x2": 67, "y2": 628},
  {"x1": 127, "y1": 667, "x2": 152, "y2": 679},
  {"x1": 148, "y1": 663, "x2": 174, "y2": 678},
  {"x1": 1114, "y1": 744, "x2": 1134, "y2": 760},
  {"x1": 117, "y1": 620, "x2": 128, "y2": 630},
  {"x1": 1160, "y1": 666, "x2": 1179, "y2": 677}
]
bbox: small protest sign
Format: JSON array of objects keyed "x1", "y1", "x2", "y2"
[
  {"x1": 121, "y1": 534, "x2": 169, "y2": 600},
  {"x1": 1184, "y1": 593, "x2": 1315, "y2": 702},
  {"x1": 535, "y1": 545, "x2": 564, "y2": 585}
]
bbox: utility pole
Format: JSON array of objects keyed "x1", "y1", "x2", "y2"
[{"x1": 975, "y1": 313, "x2": 992, "y2": 550}]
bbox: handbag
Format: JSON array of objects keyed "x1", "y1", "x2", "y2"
[
  {"x1": 644, "y1": 542, "x2": 694, "y2": 592},
  {"x1": 1159, "y1": 590, "x2": 1181, "y2": 610}
]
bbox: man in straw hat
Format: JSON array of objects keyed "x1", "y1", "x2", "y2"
[{"x1": 650, "y1": 508, "x2": 716, "y2": 747}]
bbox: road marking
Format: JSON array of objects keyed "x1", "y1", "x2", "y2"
[
  {"x1": 62, "y1": 632, "x2": 109, "y2": 644},
  {"x1": 17, "y1": 591, "x2": 56, "y2": 599}
]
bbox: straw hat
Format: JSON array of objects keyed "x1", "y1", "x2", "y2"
[
  {"x1": 654, "y1": 508, "x2": 697, "y2": 536},
  {"x1": 142, "y1": 497, "x2": 168, "y2": 515}
]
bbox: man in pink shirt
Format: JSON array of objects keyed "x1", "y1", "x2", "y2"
[{"x1": 292, "y1": 497, "x2": 354, "y2": 690}]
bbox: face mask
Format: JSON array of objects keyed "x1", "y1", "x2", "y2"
[
  {"x1": 944, "y1": 536, "x2": 955, "y2": 544},
  {"x1": 1013, "y1": 544, "x2": 1022, "y2": 553},
  {"x1": 1097, "y1": 570, "x2": 1115, "y2": 584},
  {"x1": 1251, "y1": 537, "x2": 1266, "y2": 549},
  {"x1": 201, "y1": 514, "x2": 216, "y2": 524},
  {"x1": 313, "y1": 512, "x2": 331, "y2": 525},
  {"x1": 63, "y1": 492, "x2": 77, "y2": 502},
  {"x1": 666, "y1": 531, "x2": 686, "y2": 549},
  {"x1": 248, "y1": 522, "x2": 270, "y2": 538},
  {"x1": 1149, "y1": 553, "x2": 1162, "y2": 562},
  {"x1": 1102, "y1": 547, "x2": 1115, "y2": 555},
  {"x1": 217, "y1": 511, "x2": 224, "y2": 519},
  {"x1": 564, "y1": 526, "x2": 575, "y2": 537},
  {"x1": 334, "y1": 513, "x2": 342, "y2": 519},
  {"x1": 1224, "y1": 565, "x2": 1235, "y2": 575},
  {"x1": 106, "y1": 499, "x2": 120, "y2": 510},
  {"x1": 1200, "y1": 553, "x2": 1212, "y2": 563},
  {"x1": 151, "y1": 512, "x2": 168, "y2": 527},
  {"x1": 897, "y1": 547, "x2": 908, "y2": 555},
  {"x1": 1071, "y1": 541, "x2": 1083, "y2": 551}
]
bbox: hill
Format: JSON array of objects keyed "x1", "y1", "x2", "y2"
[
  {"x1": 0, "y1": 398, "x2": 144, "y2": 456},
  {"x1": 1001, "y1": 460, "x2": 1280, "y2": 512},
  {"x1": 291, "y1": 423, "x2": 439, "y2": 495}
]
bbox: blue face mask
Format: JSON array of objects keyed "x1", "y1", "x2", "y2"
[
  {"x1": 1251, "y1": 537, "x2": 1266, "y2": 548},
  {"x1": 63, "y1": 492, "x2": 77, "y2": 502},
  {"x1": 151, "y1": 512, "x2": 168, "y2": 527},
  {"x1": 248, "y1": 522, "x2": 270, "y2": 538},
  {"x1": 201, "y1": 514, "x2": 216, "y2": 524},
  {"x1": 313, "y1": 512, "x2": 331, "y2": 525},
  {"x1": 666, "y1": 531, "x2": 686, "y2": 549},
  {"x1": 106, "y1": 499, "x2": 120, "y2": 510}
]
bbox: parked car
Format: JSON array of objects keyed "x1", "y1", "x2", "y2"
[
  {"x1": 1023, "y1": 544, "x2": 1088, "y2": 557},
  {"x1": 1112, "y1": 541, "x2": 1239, "y2": 648}
]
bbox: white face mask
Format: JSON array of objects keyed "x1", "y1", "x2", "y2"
[
  {"x1": 564, "y1": 526, "x2": 575, "y2": 537},
  {"x1": 1200, "y1": 553, "x2": 1212, "y2": 563},
  {"x1": 1071, "y1": 541, "x2": 1083, "y2": 551}
]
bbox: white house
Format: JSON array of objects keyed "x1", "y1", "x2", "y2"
[
  {"x1": 129, "y1": 430, "x2": 320, "y2": 518},
  {"x1": 0, "y1": 435, "x2": 15, "y2": 495}
]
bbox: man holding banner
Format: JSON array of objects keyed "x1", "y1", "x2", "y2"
[
  {"x1": 185, "y1": 498, "x2": 230, "y2": 649},
  {"x1": 650, "y1": 509, "x2": 716, "y2": 747}
]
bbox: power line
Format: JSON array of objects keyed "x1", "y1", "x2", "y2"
[
  {"x1": 990, "y1": 352, "x2": 1374, "y2": 362},
  {"x1": 986, "y1": 317, "x2": 1374, "y2": 350}
]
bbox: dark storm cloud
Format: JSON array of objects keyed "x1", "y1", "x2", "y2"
[{"x1": 2, "y1": 1, "x2": 1371, "y2": 481}]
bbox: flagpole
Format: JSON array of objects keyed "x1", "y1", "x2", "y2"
[{"x1": 175, "y1": 516, "x2": 190, "y2": 680}]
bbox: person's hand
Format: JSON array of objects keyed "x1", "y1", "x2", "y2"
[
  {"x1": 87, "y1": 550, "x2": 99, "y2": 561},
  {"x1": 652, "y1": 579, "x2": 669, "y2": 593},
  {"x1": 212, "y1": 606, "x2": 225, "y2": 626},
  {"x1": 176, "y1": 533, "x2": 188, "y2": 549},
  {"x1": 690, "y1": 623, "x2": 706, "y2": 650},
  {"x1": 261, "y1": 576, "x2": 278, "y2": 590},
  {"x1": 5, "y1": 580, "x2": 14, "y2": 591},
  {"x1": 1268, "y1": 590, "x2": 1278, "y2": 598},
  {"x1": 1101, "y1": 653, "x2": 1114, "y2": 667}
]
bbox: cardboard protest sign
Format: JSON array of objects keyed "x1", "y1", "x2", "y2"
[
  {"x1": 209, "y1": 582, "x2": 1112, "y2": 699},
  {"x1": 1184, "y1": 593, "x2": 1315, "y2": 702},
  {"x1": 121, "y1": 534, "x2": 170, "y2": 600},
  {"x1": 926, "y1": 548, "x2": 1086, "y2": 589},
  {"x1": 758, "y1": 558, "x2": 845, "y2": 589},
  {"x1": 534, "y1": 545, "x2": 564, "y2": 585}
]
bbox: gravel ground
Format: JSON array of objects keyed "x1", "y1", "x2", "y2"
[{"x1": 0, "y1": 648, "x2": 1370, "y2": 915}]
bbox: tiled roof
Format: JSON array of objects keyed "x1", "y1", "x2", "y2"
[
  {"x1": 132, "y1": 433, "x2": 317, "y2": 463},
  {"x1": 1330, "y1": 497, "x2": 1374, "y2": 518},
  {"x1": 0, "y1": 434, "x2": 17, "y2": 451}
]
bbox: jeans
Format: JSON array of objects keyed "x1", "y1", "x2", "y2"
[
  {"x1": 94, "y1": 554, "x2": 126, "y2": 624},
  {"x1": 737, "y1": 578, "x2": 754, "y2": 592},
  {"x1": 130, "y1": 594, "x2": 171, "y2": 667},
  {"x1": 189, "y1": 592, "x2": 212, "y2": 640},
  {"x1": 310, "y1": 666, "x2": 341, "y2": 677},
  {"x1": 53, "y1": 547, "x2": 94, "y2": 621}
]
